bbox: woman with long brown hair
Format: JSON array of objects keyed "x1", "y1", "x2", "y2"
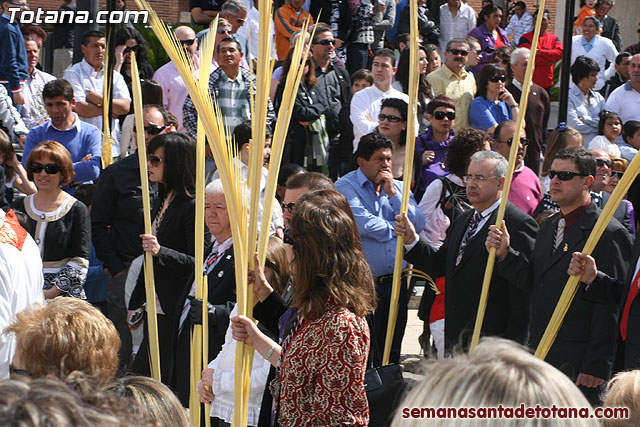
[{"x1": 231, "y1": 191, "x2": 376, "y2": 426}]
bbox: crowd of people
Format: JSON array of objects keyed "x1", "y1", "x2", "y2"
[{"x1": 1, "y1": 0, "x2": 640, "y2": 425}]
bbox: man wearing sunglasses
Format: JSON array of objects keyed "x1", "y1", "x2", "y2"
[
  {"x1": 507, "y1": 47, "x2": 550, "y2": 174},
  {"x1": 90, "y1": 105, "x2": 172, "y2": 369},
  {"x1": 153, "y1": 26, "x2": 199, "y2": 132},
  {"x1": 487, "y1": 147, "x2": 632, "y2": 405},
  {"x1": 491, "y1": 120, "x2": 541, "y2": 216},
  {"x1": 589, "y1": 148, "x2": 632, "y2": 233},
  {"x1": 427, "y1": 38, "x2": 476, "y2": 132},
  {"x1": 0, "y1": 0, "x2": 28, "y2": 109}
]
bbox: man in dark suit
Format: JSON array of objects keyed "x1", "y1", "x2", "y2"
[
  {"x1": 507, "y1": 47, "x2": 550, "y2": 174},
  {"x1": 395, "y1": 150, "x2": 538, "y2": 353},
  {"x1": 488, "y1": 147, "x2": 632, "y2": 404},
  {"x1": 173, "y1": 179, "x2": 236, "y2": 407}
]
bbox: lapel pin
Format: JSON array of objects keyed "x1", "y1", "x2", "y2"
[{"x1": 563, "y1": 243, "x2": 568, "y2": 252}]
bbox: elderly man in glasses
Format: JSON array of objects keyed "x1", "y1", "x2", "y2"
[
  {"x1": 490, "y1": 120, "x2": 541, "y2": 216},
  {"x1": 395, "y1": 150, "x2": 536, "y2": 356},
  {"x1": 487, "y1": 147, "x2": 631, "y2": 406},
  {"x1": 90, "y1": 104, "x2": 174, "y2": 371}
]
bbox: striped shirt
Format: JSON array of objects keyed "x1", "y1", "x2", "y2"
[{"x1": 215, "y1": 69, "x2": 250, "y2": 132}]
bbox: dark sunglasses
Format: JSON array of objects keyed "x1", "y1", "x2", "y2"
[
  {"x1": 234, "y1": 16, "x2": 246, "y2": 23},
  {"x1": 448, "y1": 48, "x2": 469, "y2": 56},
  {"x1": 179, "y1": 38, "x2": 196, "y2": 46},
  {"x1": 134, "y1": 124, "x2": 166, "y2": 135},
  {"x1": 379, "y1": 113, "x2": 403, "y2": 123},
  {"x1": 489, "y1": 75, "x2": 507, "y2": 83},
  {"x1": 281, "y1": 202, "x2": 295, "y2": 213},
  {"x1": 596, "y1": 159, "x2": 612, "y2": 168},
  {"x1": 474, "y1": 49, "x2": 482, "y2": 54},
  {"x1": 283, "y1": 228, "x2": 295, "y2": 246},
  {"x1": 217, "y1": 29, "x2": 232, "y2": 35},
  {"x1": 123, "y1": 45, "x2": 140, "y2": 54},
  {"x1": 30, "y1": 162, "x2": 61, "y2": 175},
  {"x1": 147, "y1": 154, "x2": 165, "y2": 167},
  {"x1": 611, "y1": 171, "x2": 624, "y2": 179},
  {"x1": 503, "y1": 137, "x2": 529, "y2": 146},
  {"x1": 548, "y1": 170, "x2": 589, "y2": 181},
  {"x1": 314, "y1": 39, "x2": 336, "y2": 46},
  {"x1": 433, "y1": 111, "x2": 455, "y2": 120},
  {"x1": 9, "y1": 364, "x2": 30, "y2": 378}
]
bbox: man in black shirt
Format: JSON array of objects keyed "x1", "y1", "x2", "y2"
[{"x1": 91, "y1": 105, "x2": 171, "y2": 367}]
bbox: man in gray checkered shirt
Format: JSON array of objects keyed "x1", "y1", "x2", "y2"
[{"x1": 182, "y1": 38, "x2": 274, "y2": 137}]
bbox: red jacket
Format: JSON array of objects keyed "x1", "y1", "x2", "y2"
[{"x1": 519, "y1": 31, "x2": 563, "y2": 89}]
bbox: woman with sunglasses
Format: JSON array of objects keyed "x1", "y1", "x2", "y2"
[
  {"x1": 230, "y1": 190, "x2": 375, "y2": 426},
  {"x1": 113, "y1": 27, "x2": 154, "y2": 95},
  {"x1": 469, "y1": 63, "x2": 519, "y2": 135},
  {"x1": 376, "y1": 98, "x2": 409, "y2": 179},
  {"x1": 17, "y1": 140, "x2": 90, "y2": 300},
  {"x1": 604, "y1": 156, "x2": 635, "y2": 233},
  {"x1": 414, "y1": 95, "x2": 456, "y2": 201},
  {"x1": 394, "y1": 45, "x2": 434, "y2": 136},
  {"x1": 128, "y1": 132, "x2": 211, "y2": 384}
]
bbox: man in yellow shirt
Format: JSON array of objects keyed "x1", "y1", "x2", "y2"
[{"x1": 427, "y1": 38, "x2": 476, "y2": 132}]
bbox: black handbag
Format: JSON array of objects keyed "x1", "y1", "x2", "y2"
[{"x1": 365, "y1": 316, "x2": 407, "y2": 427}]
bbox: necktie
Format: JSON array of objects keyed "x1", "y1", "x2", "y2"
[
  {"x1": 554, "y1": 217, "x2": 566, "y2": 250},
  {"x1": 178, "y1": 247, "x2": 222, "y2": 331},
  {"x1": 620, "y1": 267, "x2": 640, "y2": 340},
  {"x1": 456, "y1": 211, "x2": 482, "y2": 266}
]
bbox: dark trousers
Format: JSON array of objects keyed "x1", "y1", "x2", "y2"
[
  {"x1": 370, "y1": 276, "x2": 408, "y2": 366},
  {"x1": 347, "y1": 42, "x2": 371, "y2": 76},
  {"x1": 106, "y1": 263, "x2": 132, "y2": 369},
  {"x1": 131, "y1": 313, "x2": 175, "y2": 385}
]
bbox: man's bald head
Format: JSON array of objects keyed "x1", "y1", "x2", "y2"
[{"x1": 174, "y1": 26, "x2": 198, "y2": 56}]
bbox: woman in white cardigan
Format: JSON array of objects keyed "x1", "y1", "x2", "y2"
[{"x1": 570, "y1": 17, "x2": 618, "y2": 91}]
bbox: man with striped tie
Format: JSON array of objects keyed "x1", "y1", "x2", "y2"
[
  {"x1": 488, "y1": 147, "x2": 632, "y2": 405},
  {"x1": 395, "y1": 150, "x2": 537, "y2": 354}
]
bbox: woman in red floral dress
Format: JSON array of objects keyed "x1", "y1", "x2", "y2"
[{"x1": 232, "y1": 191, "x2": 376, "y2": 426}]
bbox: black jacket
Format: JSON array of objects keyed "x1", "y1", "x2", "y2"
[
  {"x1": 497, "y1": 202, "x2": 632, "y2": 381},
  {"x1": 405, "y1": 201, "x2": 538, "y2": 350},
  {"x1": 599, "y1": 14, "x2": 622, "y2": 52},
  {"x1": 91, "y1": 151, "x2": 158, "y2": 276}
]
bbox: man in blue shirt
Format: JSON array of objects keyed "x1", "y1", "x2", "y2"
[
  {"x1": 336, "y1": 131, "x2": 424, "y2": 364},
  {"x1": 22, "y1": 79, "x2": 101, "y2": 194}
]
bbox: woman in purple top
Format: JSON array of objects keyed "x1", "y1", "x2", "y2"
[
  {"x1": 468, "y1": 4, "x2": 509, "y2": 76},
  {"x1": 414, "y1": 95, "x2": 456, "y2": 201}
]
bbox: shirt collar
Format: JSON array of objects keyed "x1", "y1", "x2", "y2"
[
  {"x1": 80, "y1": 58, "x2": 104, "y2": 76},
  {"x1": 443, "y1": 63, "x2": 468, "y2": 80},
  {"x1": 581, "y1": 35, "x2": 598, "y2": 48},
  {"x1": 222, "y1": 68, "x2": 243, "y2": 83},
  {"x1": 476, "y1": 198, "x2": 501, "y2": 217},
  {"x1": 46, "y1": 113, "x2": 82, "y2": 132},
  {"x1": 558, "y1": 197, "x2": 591, "y2": 230},
  {"x1": 355, "y1": 167, "x2": 371, "y2": 188}
]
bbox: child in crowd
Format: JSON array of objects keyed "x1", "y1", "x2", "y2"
[
  {"x1": 574, "y1": 0, "x2": 597, "y2": 35},
  {"x1": 587, "y1": 110, "x2": 622, "y2": 157}
]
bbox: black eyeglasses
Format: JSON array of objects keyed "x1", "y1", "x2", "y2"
[
  {"x1": 123, "y1": 45, "x2": 140, "y2": 54},
  {"x1": 503, "y1": 137, "x2": 529, "y2": 146},
  {"x1": 217, "y1": 29, "x2": 232, "y2": 35},
  {"x1": 611, "y1": 171, "x2": 624, "y2": 179},
  {"x1": 9, "y1": 364, "x2": 30, "y2": 378},
  {"x1": 474, "y1": 49, "x2": 482, "y2": 54},
  {"x1": 489, "y1": 75, "x2": 507, "y2": 83},
  {"x1": 281, "y1": 202, "x2": 295, "y2": 213},
  {"x1": 30, "y1": 162, "x2": 61, "y2": 175},
  {"x1": 379, "y1": 113, "x2": 403, "y2": 123},
  {"x1": 283, "y1": 228, "x2": 295, "y2": 246},
  {"x1": 147, "y1": 154, "x2": 165, "y2": 167},
  {"x1": 134, "y1": 124, "x2": 166, "y2": 135},
  {"x1": 548, "y1": 170, "x2": 589, "y2": 181},
  {"x1": 448, "y1": 48, "x2": 469, "y2": 56},
  {"x1": 433, "y1": 111, "x2": 455, "y2": 120},
  {"x1": 596, "y1": 159, "x2": 612, "y2": 168},
  {"x1": 233, "y1": 16, "x2": 246, "y2": 23},
  {"x1": 180, "y1": 38, "x2": 196, "y2": 46},
  {"x1": 314, "y1": 39, "x2": 336, "y2": 46}
]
